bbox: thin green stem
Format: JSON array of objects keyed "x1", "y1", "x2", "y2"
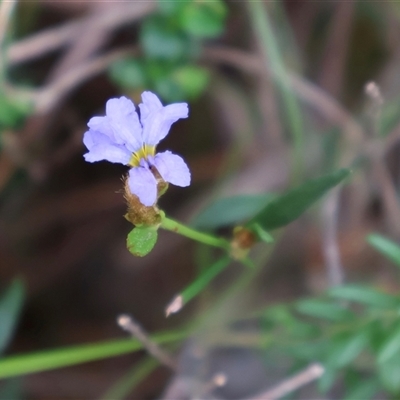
[
  {"x1": 160, "y1": 216, "x2": 230, "y2": 250},
  {"x1": 181, "y1": 255, "x2": 231, "y2": 304},
  {"x1": 247, "y1": 0, "x2": 304, "y2": 182}
]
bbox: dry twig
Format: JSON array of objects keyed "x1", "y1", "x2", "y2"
[
  {"x1": 7, "y1": 1, "x2": 154, "y2": 66},
  {"x1": 118, "y1": 314, "x2": 177, "y2": 370},
  {"x1": 245, "y1": 363, "x2": 324, "y2": 400},
  {"x1": 30, "y1": 47, "x2": 138, "y2": 113},
  {"x1": 322, "y1": 189, "x2": 344, "y2": 286},
  {"x1": 203, "y1": 46, "x2": 364, "y2": 146}
]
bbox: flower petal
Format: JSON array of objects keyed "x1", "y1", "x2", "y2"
[
  {"x1": 139, "y1": 91, "x2": 163, "y2": 122},
  {"x1": 83, "y1": 129, "x2": 131, "y2": 164},
  {"x1": 128, "y1": 166, "x2": 158, "y2": 206},
  {"x1": 105, "y1": 97, "x2": 143, "y2": 152},
  {"x1": 87, "y1": 116, "x2": 114, "y2": 139},
  {"x1": 140, "y1": 93, "x2": 188, "y2": 146},
  {"x1": 152, "y1": 151, "x2": 190, "y2": 187}
]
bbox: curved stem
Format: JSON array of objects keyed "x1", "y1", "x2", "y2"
[{"x1": 160, "y1": 216, "x2": 230, "y2": 250}]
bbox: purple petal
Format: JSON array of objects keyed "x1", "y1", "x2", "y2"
[
  {"x1": 88, "y1": 116, "x2": 113, "y2": 138},
  {"x1": 128, "y1": 166, "x2": 158, "y2": 206},
  {"x1": 152, "y1": 151, "x2": 190, "y2": 187},
  {"x1": 83, "y1": 129, "x2": 131, "y2": 164},
  {"x1": 104, "y1": 97, "x2": 143, "y2": 152},
  {"x1": 139, "y1": 91, "x2": 163, "y2": 123},
  {"x1": 140, "y1": 94, "x2": 188, "y2": 146}
]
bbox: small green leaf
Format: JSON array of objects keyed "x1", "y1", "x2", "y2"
[
  {"x1": 192, "y1": 193, "x2": 275, "y2": 230},
  {"x1": 378, "y1": 323, "x2": 400, "y2": 364},
  {"x1": 318, "y1": 365, "x2": 337, "y2": 394},
  {"x1": 109, "y1": 58, "x2": 147, "y2": 90},
  {"x1": 247, "y1": 169, "x2": 351, "y2": 231},
  {"x1": 343, "y1": 378, "x2": 379, "y2": 400},
  {"x1": 0, "y1": 279, "x2": 25, "y2": 354},
  {"x1": 367, "y1": 233, "x2": 400, "y2": 268},
  {"x1": 264, "y1": 306, "x2": 318, "y2": 339},
  {"x1": 378, "y1": 354, "x2": 400, "y2": 395},
  {"x1": 326, "y1": 331, "x2": 369, "y2": 368},
  {"x1": 154, "y1": 77, "x2": 185, "y2": 103},
  {"x1": 328, "y1": 285, "x2": 399, "y2": 308},
  {"x1": 295, "y1": 299, "x2": 353, "y2": 322},
  {"x1": 140, "y1": 16, "x2": 192, "y2": 60},
  {"x1": 285, "y1": 341, "x2": 327, "y2": 362},
  {"x1": 250, "y1": 223, "x2": 274, "y2": 243},
  {"x1": 127, "y1": 226, "x2": 158, "y2": 257},
  {"x1": 171, "y1": 65, "x2": 209, "y2": 99},
  {"x1": 179, "y1": 0, "x2": 227, "y2": 38},
  {"x1": 157, "y1": 0, "x2": 187, "y2": 15},
  {"x1": 0, "y1": 94, "x2": 32, "y2": 129}
]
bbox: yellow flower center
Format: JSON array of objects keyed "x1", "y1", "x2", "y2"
[{"x1": 128, "y1": 144, "x2": 155, "y2": 167}]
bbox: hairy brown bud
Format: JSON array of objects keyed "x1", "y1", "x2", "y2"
[
  {"x1": 230, "y1": 226, "x2": 257, "y2": 260},
  {"x1": 124, "y1": 167, "x2": 168, "y2": 226}
]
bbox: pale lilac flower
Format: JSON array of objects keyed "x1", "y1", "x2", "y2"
[{"x1": 83, "y1": 92, "x2": 190, "y2": 206}]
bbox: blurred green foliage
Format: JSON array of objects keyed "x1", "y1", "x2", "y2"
[
  {"x1": 109, "y1": 0, "x2": 227, "y2": 102},
  {"x1": 262, "y1": 281, "x2": 400, "y2": 398},
  {"x1": 0, "y1": 93, "x2": 32, "y2": 131},
  {"x1": 0, "y1": 280, "x2": 24, "y2": 355},
  {"x1": 367, "y1": 233, "x2": 400, "y2": 268},
  {"x1": 0, "y1": 330, "x2": 185, "y2": 380},
  {"x1": 192, "y1": 193, "x2": 276, "y2": 230},
  {"x1": 246, "y1": 169, "x2": 351, "y2": 234}
]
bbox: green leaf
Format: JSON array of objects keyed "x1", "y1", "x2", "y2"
[
  {"x1": 157, "y1": 0, "x2": 187, "y2": 15},
  {"x1": 378, "y1": 354, "x2": 400, "y2": 395},
  {"x1": 0, "y1": 331, "x2": 185, "y2": 379},
  {"x1": 326, "y1": 331, "x2": 369, "y2": 368},
  {"x1": 250, "y1": 224, "x2": 274, "y2": 243},
  {"x1": 179, "y1": 0, "x2": 227, "y2": 38},
  {"x1": 171, "y1": 65, "x2": 209, "y2": 99},
  {"x1": 247, "y1": 169, "x2": 351, "y2": 231},
  {"x1": 140, "y1": 16, "x2": 192, "y2": 60},
  {"x1": 0, "y1": 280, "x2": 24, "y2": 354},
  {"x1": 0, "y1": 94, "x2": 32, "y2": 129},
  {"x1": 285, "y1": 341, "x2": 327, "y2": 362},
  {"x1": 317, "y1": 365, "x2": 337, "y2": 394},
  {"x1": 127, "y1": 226, "x2": 158, "y2": 257},
  {"x1": 367, "y1": 233, "x2": 400, "y2": 268},
  {"x1": 109, "y1": 58, "x2": 147, "y2": 90},
  {"x1": 378, "y1": 323, "x2": 400, "y2": 364},
  {"x1": 328, "y1": 284, "x2": 399, "y2": 308},
  {"x1": 295, "y1": 299, "x2": 353, "y2": 322},
  {"x1": 264, "y1": 306, "x2": 318, "y2": 339},
  {"x1": 343, "y1": 378, "x2": 379, "y2": 400},
  {"x1": 192, "y1": 193, "x2": 275, "y2": 230},
  {"x1": 153, "y1": 76, "x2": 185, "y2": 103}
]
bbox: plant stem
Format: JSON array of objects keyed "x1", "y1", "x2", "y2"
[
  {"x1": 182, "y1": 255, "x2": 231, "y2": 303},
  {"x1": 160, "y1": 216, "x2": 230, "y2": 250},
  {"x1": 247, "y1": 0, "x2": 304, "y2": 183}
]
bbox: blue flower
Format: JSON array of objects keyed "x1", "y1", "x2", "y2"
[{"x1": 83, "y1": 92, "x2": 190, "y2": 206}]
